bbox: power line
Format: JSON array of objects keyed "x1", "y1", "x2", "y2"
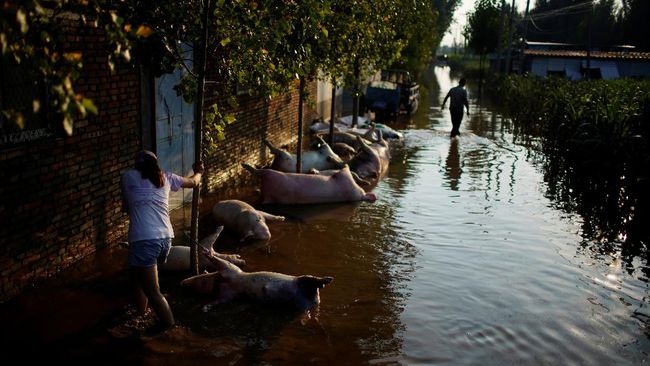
[{"x1": 528, "y1": 1, "x2": 593, "y2": 20}]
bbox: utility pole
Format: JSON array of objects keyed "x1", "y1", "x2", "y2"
[
  {"x1": 585, "y1": 2, "x2": 593, "y2": 79},
  {"x1": 496, "y1": 0, "x2": 507, "y2": 74},
  {"x1": 505, "y1": 0, "x2": 516, "y2": 73},
  {"x1": 328, "y1": 84, "x2": 336, "y2": 147},
  {"x1": 518, "y1": 0, "x2": 531, "y2": 75}
]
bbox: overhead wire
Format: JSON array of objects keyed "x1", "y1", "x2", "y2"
[{"x1": 528, "y1": 1, "x2": 593, "y2": 21}]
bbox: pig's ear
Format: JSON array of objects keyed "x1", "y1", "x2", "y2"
[{"x1": 298, "y1": 275, "x2": 334, "y2": 291}]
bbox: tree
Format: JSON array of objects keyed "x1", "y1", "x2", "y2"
[
  {"x1": 465, "y1": 0, "x2": 501, "y2": 55},
  {"x1": 320, "y1": 0, "x2": 405, "y2": 127},
  {"x1": 392, "y1": 1, "x2": 439, "y2": 78},
  {"x1": 617, "y1": 0, "x2": 650, "y2": 51},
  {"x1": 121, "y1": 0, "x2": 332, "y2": 271},
  {"x1": 465, "y1": 0, "x2": 500, "y2": 97},
  {"x1": 1, "y1": 0, "x2": 132, "y2": 136}
]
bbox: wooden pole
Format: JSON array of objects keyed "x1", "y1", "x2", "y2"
[
  {"x1": 352, "y1": 58, "x2": 360, "y2": 128},
  {"x1": 505, "y1": 0, "x2": 516, "y2": 73},
  {"x1": 496, "y1": 0, "x2": 506, "y2": 74},
  {"x1": 190, "y1": 0, "x2": 211, "y2": 275},
  {"x1": 518, "y1": 0, "x2": 531, "y2": 75},
  {"x1": 585, "y1": 2, "x2": 593, "y2": 79},
  {"x1": 329, "y1": 84, "x2": 336, "y2": 146},
  {"x1": 296, "y1": 77, "x2": 305, "y2": 173}
]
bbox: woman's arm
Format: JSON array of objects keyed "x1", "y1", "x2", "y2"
[{"x1": 180, "y1": 161, "x2": 205, "y2": 188}]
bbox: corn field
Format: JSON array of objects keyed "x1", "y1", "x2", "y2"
[{"x1": 493, "y1": 75, "x2": 650, "y2": 250}]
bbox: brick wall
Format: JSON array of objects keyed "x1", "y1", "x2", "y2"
[
  {"x1": 201, "y1": 79, "x2": 318, "y2": 192},
  {"x1": 0, "y1": 21, "x2": 140, "y2": 302},
  {"x1": 0, "y1": 22, "x2": 318, "y2": 302}
]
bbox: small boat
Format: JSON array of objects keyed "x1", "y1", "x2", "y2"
[{"x1": 364, "y1": 69, "x2": 420, "y2": 118}]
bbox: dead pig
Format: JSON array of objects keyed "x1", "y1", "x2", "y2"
[
  {"x1": 159, "y1": 226, "x2": 245, "y2": 272},
  {"x1": 212, "y1": 199, "x2": 285, "y2": 242},
  {"x1": 242, "y1": 163, "x2": 376, "y2": 205},
  {"x1": 181, "y1": 247, "x2": 333, "y2": 311},
  {"x1": 264, "y1": 137, "x2": 345, "y2": 173}
]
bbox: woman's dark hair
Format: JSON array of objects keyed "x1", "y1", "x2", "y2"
[{"x1": 135, "y1": 152, "x2": 165, "y2": 188}]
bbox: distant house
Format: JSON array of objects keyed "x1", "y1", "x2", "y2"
[{"x1": 519, "y1": 41, "x2": 650, "y2": 80}]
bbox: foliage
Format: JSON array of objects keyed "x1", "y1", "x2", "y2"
[
  {"x1": 445, "y1": 54, "x2": 483, "y2": 79},
  {"x1": 493, "y1": 75, "x2": 650, "y2": 244},
  {"x1": 433, "y1": 0, "x2": 463, "y2": 40},
  {"x1": 3, "y1": 0, "x2": 456, "y2": 144},
  {"x1": 121, "y1": 0, "x2": 334, "y2": 153},
  {"x1": 320, "y1": 0, "x2": 404, "y2": 89},
  {"x1": 616, "y1": 0, "x2": 650, "y2": 51},
  {"x1": 1, "y1": 0, "x2": 132, "y2": 135},
  {"x1": 464, "y1": 0, "x2": 501, "y2": 55},
  {"x1": 391, "y1": 1, "x2": 439, "y2": 77}
]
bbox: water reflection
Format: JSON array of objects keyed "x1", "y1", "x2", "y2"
[{"x1": 445, "y1": 137, "x2": 461, "y2": 191}]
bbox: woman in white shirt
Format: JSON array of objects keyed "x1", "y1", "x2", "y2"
[{"x1": 121, "y1": 150, "x2": 204, "y2": 329}]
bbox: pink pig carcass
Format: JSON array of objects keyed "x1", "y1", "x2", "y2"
[
  {"x1": 242, "y1": 163, "x2": 376, "y2": 205},
  {"x1": 212, "y1": 199, "x2": 285, "y2": 242},
  {"x1": 181, "y1": 247, "x2": 333, "y2": 311}
]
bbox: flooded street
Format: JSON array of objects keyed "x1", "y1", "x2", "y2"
[{"x1": 4, "y1": 66, "x2": 650, "y2": 365}]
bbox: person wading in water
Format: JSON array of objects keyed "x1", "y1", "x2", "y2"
[
  {"x1": 121, "y1": 150, "x2": 204, "y2": 329},
  {"x1": 441, "y1": 78, "x2": 470, "y2": 138}
]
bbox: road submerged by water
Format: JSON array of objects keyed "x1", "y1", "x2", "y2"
[{"x1": 2, "y1": 65, "x2": 649, "y2": 365}]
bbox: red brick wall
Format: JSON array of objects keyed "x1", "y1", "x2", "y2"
[
  {"x1": 0, "y1": 21, "x2": 139, "y2": 302},
  {"x1": 0, "y1": 22, "x2": 318, "y2": 302},
  {"x1": 201, "y1": 79, "x2": 318, "y2": 192}
]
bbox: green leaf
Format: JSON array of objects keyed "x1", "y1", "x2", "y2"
[
  {"x1": 220, "y1": 37, "x2": 231, "y2": 47},
  {"x1": 16, "y1": 9, "x2": 28, "y2": 33},
  {"x1": 81, "y1": 98, "x2": 98, "y2": 115},
  {"x1": 223, "y1": 114, "x2": 236, "y2": 124},
  {"x1": 205, "y1": 112, "x2": 215, "y2": 124},
  {"x1": 63, "y1": 116, "x2": 74, "y2": 136}
]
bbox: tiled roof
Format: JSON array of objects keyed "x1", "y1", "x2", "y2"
[{"x1": 524, "y1": 49, "x2": 650, "y2": 60}]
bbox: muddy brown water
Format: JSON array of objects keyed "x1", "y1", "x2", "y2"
[{"x1": 2, "y1": 66, "x2": 649, "y2": 365}]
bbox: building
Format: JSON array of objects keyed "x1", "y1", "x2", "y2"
[{"x1": 515, "y1": 41, "x2": 650, "y2": 80}]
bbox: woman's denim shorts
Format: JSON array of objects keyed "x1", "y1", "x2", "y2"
[{"x1": 128, "y1": 238, "x2": 172, "y2": 267}]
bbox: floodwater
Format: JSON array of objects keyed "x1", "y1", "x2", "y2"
[{"x1": 3, "y1": 66, "x2": 650, "y2": 365}]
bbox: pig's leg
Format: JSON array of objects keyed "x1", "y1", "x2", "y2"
[
  {"x1": 350, "y1": 171, "x2": 371, "y2": 186},
  {"x1": 257, "y1": 210, "x2": 285, "y2": 222},
  {"x1": 200, "y1": 247, "x2": 243, "y2": 274},
  {"x1": 242, "y1": 163, "x2": 260, "y2": 176},
  {"x1": 198, "y1": 226, "x2": 225, "y2": 249},
  {"x1": 212, "y1": 251, "x2": 246, "y2": 267},
  {"x1": 263, "y1": 139, "x2": 285, "y2": 156},
  {"x1": 198, "y1": 226, "x2": 245, "y2": 267}
]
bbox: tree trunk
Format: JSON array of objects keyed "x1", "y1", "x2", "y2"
[
  {"x1": 329, "y1": 84, "x2": 336, "y2": 146},
  {"x1": 478, "y1": 53, "x2": 484, "y2": 101},
  {"x1": 352, "y1": 58, "x2": 360, "y2": 128},
  {"x1": 296, "y1": 77, "x2": 305, "y2": 173},
  {"x1": 190, "y1": 0, "x2": 211, "y2": 275}
]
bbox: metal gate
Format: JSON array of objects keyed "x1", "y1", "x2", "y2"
[{"x1": 155, "y1": 47, "x2": 194, "y2": 210}]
